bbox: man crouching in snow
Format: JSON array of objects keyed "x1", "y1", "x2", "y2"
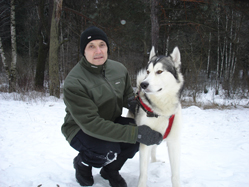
[{"x1": 61, "y1": 26, "x2": 163, "y2": 187}]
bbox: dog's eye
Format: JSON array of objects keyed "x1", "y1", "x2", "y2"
[
  {"x1": 146, "y1": 70, "x2": 150, "y2": 74},
  {"x1": 157, "y1": 70, "x2": 163, "y2": 74}
]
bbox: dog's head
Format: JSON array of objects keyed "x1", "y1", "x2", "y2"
[{"x1": 138, "y1": 47, "x2": 184, "y2": 96}]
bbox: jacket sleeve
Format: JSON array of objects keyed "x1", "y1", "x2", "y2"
[{"x1": 63, "y1": 80, "x2": 138, "y2": 144}]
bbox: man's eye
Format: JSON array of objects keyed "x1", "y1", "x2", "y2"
[{"x1": 157, "y1": 70, "x2": 163, "y2": 74}]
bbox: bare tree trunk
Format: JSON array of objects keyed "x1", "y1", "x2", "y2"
[
  {"x1": 220, "y1": 39, "x2": 225, "y2": 79},
  {"x1": 220, "y1": 14, "x2": 228, "y2": 80},
  {"x1": 35, "y1": 0, "x2": 49, "y2": 90},
  {"x1": 48, "y1": 0, "x2": 63, "y2": 98},
  {"x1": 151, "y1": 0, "x2": 159, "y2": 52},
  {"x1": 0, "y1": 37, "x2": 8, "y2": 73},
  {"x1": 60, "y1": 21, "x2": 64, "y2": 82},
  {"x1": 215, "y1": 7, "x2": 220, "y2": 95},
  {"x1": 228, "y1": 10, "x2": 234, "y2": 79},
  {"x1": 9, "y1": 0, "x2": 17, "y2": 93},
  {"x1": 226, "y1": 10, "x2": 234, "y2": 97},
  {"x1": 225, "y1": 14, "x2": 229, "y2": 81},
  {"x1": 207, "y1": 32, "x2": 211, "y2": 78},
  {"x1": 165, "y1": 0, "x2": 171, "y2": 56},
  {"x1": 0, "y1": 0, "x2": 17, "y2": 93},
  {"x1": 165, "y1": 34, "x2": 170, "y2": 56}
]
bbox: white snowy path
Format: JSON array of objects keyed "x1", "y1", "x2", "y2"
[{"x1": 0, "y1": 97, "x2": 249, "y2": 187}]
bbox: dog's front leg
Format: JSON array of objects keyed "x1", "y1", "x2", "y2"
[
  {"x1": 138, "y1": 143, "x2": 151, "y2": 187},
  {"x1": 150, "y1": 145, "x2": 157, "y2": 163},
  {"x1": 167, "y1": 140, "x2": 181, "y2": 187}
]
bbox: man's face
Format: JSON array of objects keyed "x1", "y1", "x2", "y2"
[{"x1": 84, "y1": 40, "x2": 108, "y2": 66}]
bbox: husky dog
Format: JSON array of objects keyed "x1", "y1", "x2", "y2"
[{"x1": 133, "y1": 47, "x2": 184, "y2": 187}]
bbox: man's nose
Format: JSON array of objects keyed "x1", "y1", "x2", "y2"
[{"x1": 95, "y1": 46, "x2": 101, "y2": 53}]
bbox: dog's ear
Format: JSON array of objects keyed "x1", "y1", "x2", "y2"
[
  {"x1": 170, "y1": 47, "x2": 181, "y2": 66},
  {"x1": 149, "y1": 46, "x2": 156, "y2": 61}
]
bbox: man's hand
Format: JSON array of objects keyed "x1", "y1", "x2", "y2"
[{"x1": 137, "y1": 125, "x2": 163, "y2": 146}]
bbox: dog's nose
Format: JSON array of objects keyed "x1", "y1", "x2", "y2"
[{"x1": 140, "y1": 82, "x2": 149, "y2": 89}]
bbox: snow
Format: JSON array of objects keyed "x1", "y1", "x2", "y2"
[{"x1": 0, "y1": 92, "x2": 249, "y2": 187}]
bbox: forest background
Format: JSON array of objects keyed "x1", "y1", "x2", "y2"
[{"x1": 0, "y1": 0, "x2": 248, "y2": 105}]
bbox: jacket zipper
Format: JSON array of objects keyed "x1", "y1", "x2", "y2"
[{"x1": 102, "y1": 66, "x2": 118, "y2": 119}]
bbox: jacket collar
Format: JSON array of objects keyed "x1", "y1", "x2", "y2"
[{"x1": 79, "y1": 57, "x2": 106, "y2": 74}]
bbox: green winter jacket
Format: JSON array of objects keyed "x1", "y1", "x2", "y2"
[{"x1": 62, "y1": 57, "x2": 138, "y2": 144}]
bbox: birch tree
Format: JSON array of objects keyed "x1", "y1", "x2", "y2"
[
  {"x1": 9, "y1": 0, "x2": 17, "y2": 93},
  {"x1": 0, "y1": 37, "x2": 7, "y2": 73},
  {"x1": 0, "y1": 0, "x2": 9, "y2": 87},
  {"x1": 215, "y1": 5, "x2": 220, "y2": 95},
  {"x1": 0, "y1": 0, "x2": 17, "y2": 93},
  {"x1": 48, "y1": 0, "x2": 63, "y2": 98},
  {"x1": 220, "y1": 14, "x2": 228, "y2": 80}
]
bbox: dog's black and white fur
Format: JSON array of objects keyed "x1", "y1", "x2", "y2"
[{"x1": 129, "y1": 47, "x2": 184, "y2": 187}]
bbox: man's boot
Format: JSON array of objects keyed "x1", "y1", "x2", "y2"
[
  {"x1": 100, "y1": 157, "x2": 128, "y2": 187},
  {"x1": 73, "y1": 153, "x2": 94, "y2": 186}
]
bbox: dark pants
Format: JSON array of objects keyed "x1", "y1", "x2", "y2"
[{"x1": 70, "y1": 116, "x2": 139, "y2": 168}]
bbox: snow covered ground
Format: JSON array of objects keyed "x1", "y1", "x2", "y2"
[{"x1": 0, "y1": 92, "x2": 249, "y2": 187}]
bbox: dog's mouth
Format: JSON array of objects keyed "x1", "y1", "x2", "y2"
[{"x1": 143, "y1": 88, "x2": 162, "y2": 93}]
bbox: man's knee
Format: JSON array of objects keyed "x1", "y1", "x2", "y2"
[
  {"x1": 79, "y1": 149, "x2": 119, "y2": 168},
  {"x1": 70, "y1": 130, "x2": 121, "y2": 167}
]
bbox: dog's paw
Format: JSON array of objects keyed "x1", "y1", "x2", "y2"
[{"x1": 151, "y1": 158, "x2": 165, "y2": 163}]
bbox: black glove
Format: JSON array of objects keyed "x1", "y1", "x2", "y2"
[
  {"x1": 127, "y1": 96, "x2": 137, "y2": 115},
  {"x1": 137, "y1": 125, "x2": 163, "y2": 146}
]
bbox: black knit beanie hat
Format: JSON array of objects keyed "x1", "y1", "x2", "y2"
[{"x1": 80, "y1": 26, "x2": 110, "y2": 56}]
